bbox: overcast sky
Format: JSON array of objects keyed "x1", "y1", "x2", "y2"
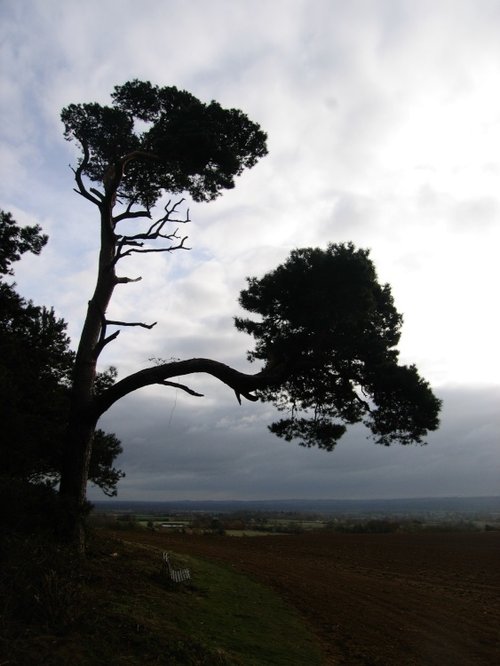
[{"x1": 1, "y1": 0, "x2": 499, "y2": 501}]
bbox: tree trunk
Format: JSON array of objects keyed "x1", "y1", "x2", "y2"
[
  {"x1": 59, "y1": 201, "x2": 116, "y2": 550},
  {"x1": 58, "y1": 409, "x2": 98, "y2": 549}
]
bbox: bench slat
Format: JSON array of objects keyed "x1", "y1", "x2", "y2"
[{"x1": 163, "y1": 551, "x2": 191, "y2": 583}]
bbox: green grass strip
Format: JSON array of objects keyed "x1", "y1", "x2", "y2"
[{"x1": 2, "y1": 534, "x2": 324, "y2": 665}]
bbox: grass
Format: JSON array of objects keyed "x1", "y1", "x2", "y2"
[{"x1": 1, "y1": 532, "x2": 324, "y2": 665}]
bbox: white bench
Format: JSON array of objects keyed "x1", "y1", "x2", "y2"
[{"x1": 162, "y1": 551, "x2": 191, "y2": 583}]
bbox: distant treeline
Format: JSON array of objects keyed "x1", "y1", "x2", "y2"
[
  {"x1": 91, "y1": 511, "x2": 499, "y2": 535},
  {"x1": 93, "y1": 496, "x2": 500, "y2": 517}
]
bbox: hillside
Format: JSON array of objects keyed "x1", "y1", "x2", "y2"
[
  {"x1": 122, "y1": 529, "x2": 500, "y2": 665},
  {"x1": 3, "y1": 527, "x2": 499, "y2": 664},
  {"x1": 0, "y1": 532, "x2": 323, "y2": 665}
]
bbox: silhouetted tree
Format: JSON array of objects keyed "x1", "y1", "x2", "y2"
[
  {"x1": 56, "y1": 80, "x2": 439, "y2": 547},
  {"x1": 236, "y1": 243, "x2": 441, "y2": 448},
  {"x1": 58, "y1": 81, "x2": 269, "y2": 546}
]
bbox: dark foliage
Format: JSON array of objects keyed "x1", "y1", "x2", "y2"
[
  {"x1": 0, "y1": 530, "x2": 84, "y2": 636},
  {"x1": 89, "y1": 428, "x2": 124, "y2": 497},
  {"x1": 0, "y1": 209, "x2": 48, "y2": 275},
  {"x1": 61, "y1": 79, "x2": 268, "y2": 207},
  {"x1": 236, "y1": 242, "x2": 441, "y2": 450},
  {"x1": 0, "y1": 478, "x2": 67, "y2": 535},
  {"x1": 0, "y1": 211, "x2": 124, "y2": 496}
]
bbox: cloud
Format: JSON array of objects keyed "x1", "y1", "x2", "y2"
[
  {"x1": 2, "y1": 0, "x2": 499, "y2": 500},
  {"x1": 91, "y1": 384, "x2": 500, "y2": 501},
  {"x1": 451, "y1": 197, "x2": 500, "y2": 230}
]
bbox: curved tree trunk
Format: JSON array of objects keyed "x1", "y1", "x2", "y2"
[{"x1": 59, "y1": 199, "x2": 117, "y2": 549}]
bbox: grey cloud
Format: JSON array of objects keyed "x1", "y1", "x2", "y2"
[
  {"x1": 329, "y1": 192, "x2": 382, "y2": 237},
  {"x1": 92, "y1": 385, "x2": 500, "y2": 501}
]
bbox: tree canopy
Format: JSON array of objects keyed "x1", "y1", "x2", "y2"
[
  {"x1": 61, "y1": 80, "x2": 268, "y2": 208},
  {"x1": 0, "y1": 209, "x2": 48, "y2": 275},
  {"x1": 236, "y1": 243, "x2": 441, "y2": 449}
]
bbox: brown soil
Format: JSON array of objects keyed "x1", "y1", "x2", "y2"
[{"x1": 122, "y1": 530, "x2": 500, "y2": 665}]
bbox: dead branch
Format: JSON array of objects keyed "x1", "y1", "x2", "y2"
[
  {"x1": 115, "y1": 239, "x2": 190, "y2": 260},
  {"x1": 89, "y1": 187, "x2": 105, "y2": 201},
  {"x1": 71, "y1": 138, "x2": 102, "y2": 206},
  {"x1": 115, "y1": 276, "x2": 142, "y2": 284},
  {"x1": 93, "y1": 329, "x2": 121, "y2": 358},
  {"x1": 112, "y1": 205, "x2": 190, "y2": 264},
  {"x1": 113, "y1": 193, "x2": 151, "y2": 223},
  {"x1": 106, "y1": 319, "x2": 157, "y2": 330},
  {"x1": 113, "y1": 208, "x2": 152, "y2": 223},
  {"x1": 116, "y1": 199, "x2": 190, "y2": 243},
  {"x1": 159, "y1": 380, "x2": 204, "y2": 397},
  {"x1": 91, "y1": 300, "x2": 109, "y2": 360}
]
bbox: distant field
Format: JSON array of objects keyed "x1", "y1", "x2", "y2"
[
  {"x1": 120, "y1": 529, "x2": 500, "y2": 665},
  {"x1": 94, "y1": 510, "x2": 500, "y2": 538}
]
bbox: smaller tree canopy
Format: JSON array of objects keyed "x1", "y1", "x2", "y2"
[
  {"x1": 61, "y1": 80, "x2": 268, "y2": 208},
  {"x1": 0, "y1": 210, "x2": 47, "y2": 276},
  {"x1": 236, "y1": 242, "x2": 441, "y2": 450}
]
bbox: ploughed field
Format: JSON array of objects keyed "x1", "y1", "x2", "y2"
[{"x1": 121, "y1": 530, "x2": 500, "y2": 665}]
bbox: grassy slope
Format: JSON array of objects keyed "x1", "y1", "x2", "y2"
[{"x1": 1, "y1": 532, "x2": 324, "y2": 665}]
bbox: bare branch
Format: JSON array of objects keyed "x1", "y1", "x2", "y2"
[
  {"x1": 115, "y1": 239, "x2": 190, "y2": 259},
  {"x1": 106, "y1": 319, "x2": 157, "y2": 330},
  {"x1": 114, "y1": 208, "x2": 152, "y2": 223},
  {"x1": 113, "y1": 195, "x2": 151, "y2": 223},
  {"x1": 72, "y1": 184, "x2": 101, "y2": 206},
  {"x1": 70, "y1": 139, "x2": 102, "y2": 206},
  {"x1": 115, "y1": 275, "x2": 142, "y2": 284},
  {"x1": 111, "y1": 201, "x2": 190, "y2": 266},
  {"x1": 117, "y1": 199, "x2": 190, "y2": 243},
  {"x1": 90, "y1": 299, "x2": 109, "y2": 360},
  {"x1": 94, "y1": 330, "x2": 121, "y2": 357},
  {"x1": 93, "y1": 358, "x2": 286, "y2": 418},
  {"x1": 89, "y1": 187, "x2": 105, "y2": 201},
  {"x1": 159, "y1": 380, "x2": 204, "y2": 397}
]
